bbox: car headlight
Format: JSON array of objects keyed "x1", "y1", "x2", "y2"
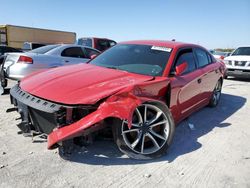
[{"x1": 224, "y1": 60, "x2": 232, "y2": 65}]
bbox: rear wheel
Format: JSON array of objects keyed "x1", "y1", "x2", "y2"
[
  {"x1": 113, "y1": 103, "x2": 175, "y2": 159},
  {"x1": 209, "y1": 80, "x2": 222, "y2": 107},
  {"x1": 0, "y1": 78, "x2": 7, "y2": 88}
]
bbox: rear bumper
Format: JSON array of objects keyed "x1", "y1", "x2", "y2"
[{"x1": 5, "y1": 64, "x2": 30, "y2": 80}]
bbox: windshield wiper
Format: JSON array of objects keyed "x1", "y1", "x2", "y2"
[{"x1": 106, "y1": 66, "x2": 118, "y2": 70}]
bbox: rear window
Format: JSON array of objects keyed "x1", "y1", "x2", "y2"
[
  {"x1": 77, "y1": 38, "x2": 93, "y2": 47},
  {"x1": 96, "y1": 39, "x2": 111, "y2": 51},
  {"x1": 29, "y1": 45, "x2": 60, "y2": 54}
]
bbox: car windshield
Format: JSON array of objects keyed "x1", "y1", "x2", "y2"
[
  {"x1": 89, "y1": 44, "x2": 172, "y2": 76},
  {"x1": 29, "y1": 45, "x2": 60, "y2": 54},
  {"x1": 231, "y1": 47, "x2": 250, "y2": 56}
]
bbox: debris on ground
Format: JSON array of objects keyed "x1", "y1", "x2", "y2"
[
  {"x1": 0, "y1": 164, "x2": 7, "y2": 169},
  {"x1": 143, "y1": 173, "x2": 152, "y2": 178},
  {"x1": 2, "y1": 151, "x2": 6, "y2": 155},
  {"x1": 28, "y1": 151, "x2": 33, "y2": 155},
  {"x1": 188, "y1": 123, "x2": 196, "y2": 130},
  {"x1": 178, "y1": 171, "x2": 185, "y2": 176}
]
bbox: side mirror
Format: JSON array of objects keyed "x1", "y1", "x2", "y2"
[
  {"x1": 175, "y1": 62, "x2": 188, "y2": 76},
  {"x1": 90, "y1": 54, "x2": 97, "y2": 59}
]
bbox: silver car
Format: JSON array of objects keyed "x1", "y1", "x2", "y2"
[{"x1": 3, "y1": 44, "x2": 100, "y2": 80}]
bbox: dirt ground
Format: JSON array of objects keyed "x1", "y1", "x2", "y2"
[{"x1": 0, "y1": 79, "x2": 250, "y2": 188}]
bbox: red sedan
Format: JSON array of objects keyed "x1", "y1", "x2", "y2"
[{"x1": 9, "y1": 40, "x2": 225, "y2": 159}]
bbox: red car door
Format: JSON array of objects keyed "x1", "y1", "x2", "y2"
[
  {"x1": 194, "y1": 48, "x2": 220, "y2": 100},
  {"x1": 169, "y1": 48, "x2": 204, "y2": 122}
]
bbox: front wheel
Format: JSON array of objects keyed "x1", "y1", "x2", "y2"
[
  {"x1": 209, "y1": 80, "x2": 222, "y2": 107},
  {"x1": 113, "y1": 103, "x2": 175, "y2": 159}
]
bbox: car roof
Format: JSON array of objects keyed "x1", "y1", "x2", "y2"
[
  {"x1": 79, "y1": 37, "x2": 115, "y2": 40},
  {"x1": 120, "y1": 40, "x2": 201, "y2": 49}
]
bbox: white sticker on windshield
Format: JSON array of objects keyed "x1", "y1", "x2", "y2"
[{"x1": 151, "y1": 46, "x2": 172, "y2": 52}]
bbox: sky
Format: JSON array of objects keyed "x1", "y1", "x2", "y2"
[{"x1": 0, "y1": 0, "x2": 249, "y2": 49}]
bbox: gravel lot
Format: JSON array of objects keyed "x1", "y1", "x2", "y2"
[{"x1": 0, "y1": 79, "x2": 250, "y2": 188}]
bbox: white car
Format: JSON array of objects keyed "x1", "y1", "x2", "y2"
[
  {"x1": 211, "y1": 51, "x2": 230, "y2": 60},
  {"x1": 224, "y1": 46, "x2": 250, "y2": 78}
]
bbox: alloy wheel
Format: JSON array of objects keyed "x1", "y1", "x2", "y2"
[{"x1": 121, "y1": 104, "x2": 170, "y2": 155}]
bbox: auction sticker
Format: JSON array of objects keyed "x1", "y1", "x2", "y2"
[{"x1": 151, "y1": 46, "x2": 172, "y2": 52}]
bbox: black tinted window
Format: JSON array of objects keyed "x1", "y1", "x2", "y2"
[
  {"x1": 84, "y1": 48, "x2": 100, "y2": 58},
  {"x1": 61, "y1": 47, "x2": 85, "y2": 58},
  {"x1": 207, "y1": 53, "x2": 213, "y2": 63},
  {"x1": 96, "y1": 39, "x2": 111, "y2": 51},
  {"x1": 195, "y1": 48, "x2": 209, "y2": 67},
  {"x1": 175, "y1": 49, "x2": 196, "y2": 74},
  {"x1": 90, "y1": 44, "x2": 171, "y2": 76}
]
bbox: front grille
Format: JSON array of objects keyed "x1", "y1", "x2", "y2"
[
  {"x1": 29, "y1": 108, "x2": 58, "y2": 134},
  {"x1": 10, "y1": 84, "x2": 62, "y2": 113},
  {"x1": 234, "y1": 61, "x2": 247, "y2": 66}
]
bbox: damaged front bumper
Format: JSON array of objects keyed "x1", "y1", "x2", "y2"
[{"x1": 9, "y1": 84, "x2": 142, "y2": 149}]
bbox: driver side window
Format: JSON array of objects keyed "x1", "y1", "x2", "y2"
[{"x1": 175, "y1": 48, "x2": 196, "y2": 75}]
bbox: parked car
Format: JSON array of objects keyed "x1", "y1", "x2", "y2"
[
  {"x1": 211, "y1": 51, "x2": 231, "y2": 60},
  {"x1": 224, "y1": 46, "x2": 250, "y2": 78},
  {"x1": 77, "y1": 37, "x2": 116, "y2": 51},
  {"x1": 0, "y1": 45, "x2": 22, "y2": 56},
  {"x1": 9, "y1": 40, "x2": 225, "y2": 159},
  {"x1": 1, "y1": 44, "x2": 100, "y2": 87}
]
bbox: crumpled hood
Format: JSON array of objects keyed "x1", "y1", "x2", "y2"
[
  {"x1": 224, "y1": 55, "x2": 250, "y2": 61},
  {"x1": 20, "y1": 64, "x2": 154, "y2": 104}
]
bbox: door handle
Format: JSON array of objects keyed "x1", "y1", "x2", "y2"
[
  {"x1": 64, "y1": 60, "x2": 70, "y2": 63},
  {"x1": 197, "y1": 78, "x2": 202, "y2": 84}
]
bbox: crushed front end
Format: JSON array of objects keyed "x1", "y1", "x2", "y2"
[
  {"x1": 9, "y1": 84, "x2": 98, "y2": 145},
  {"x1": 9, "y1": 84, "x2": 143, "y2": 150}
]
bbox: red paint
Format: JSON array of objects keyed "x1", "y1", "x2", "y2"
[{"x1": 18, "y1": 40, "x2": 225, "y2": 149}]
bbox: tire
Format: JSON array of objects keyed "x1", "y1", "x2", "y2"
[
  {"x1": 208, "y1": 79, "x2": 222, "y2": 107},
  {"x1": 113, "y1": 103, "x2": 175, "y2": 159},
  {"x1": 1, "y1": 78, "x2": 8, "y2": 88}
]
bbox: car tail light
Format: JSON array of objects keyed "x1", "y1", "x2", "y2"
[
  {"x1": 220, "y1": 56, "x2": 225, "y2": 60},
  {"x1": 17, "y1": 56, "x2": 33, "y2": 64}
]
